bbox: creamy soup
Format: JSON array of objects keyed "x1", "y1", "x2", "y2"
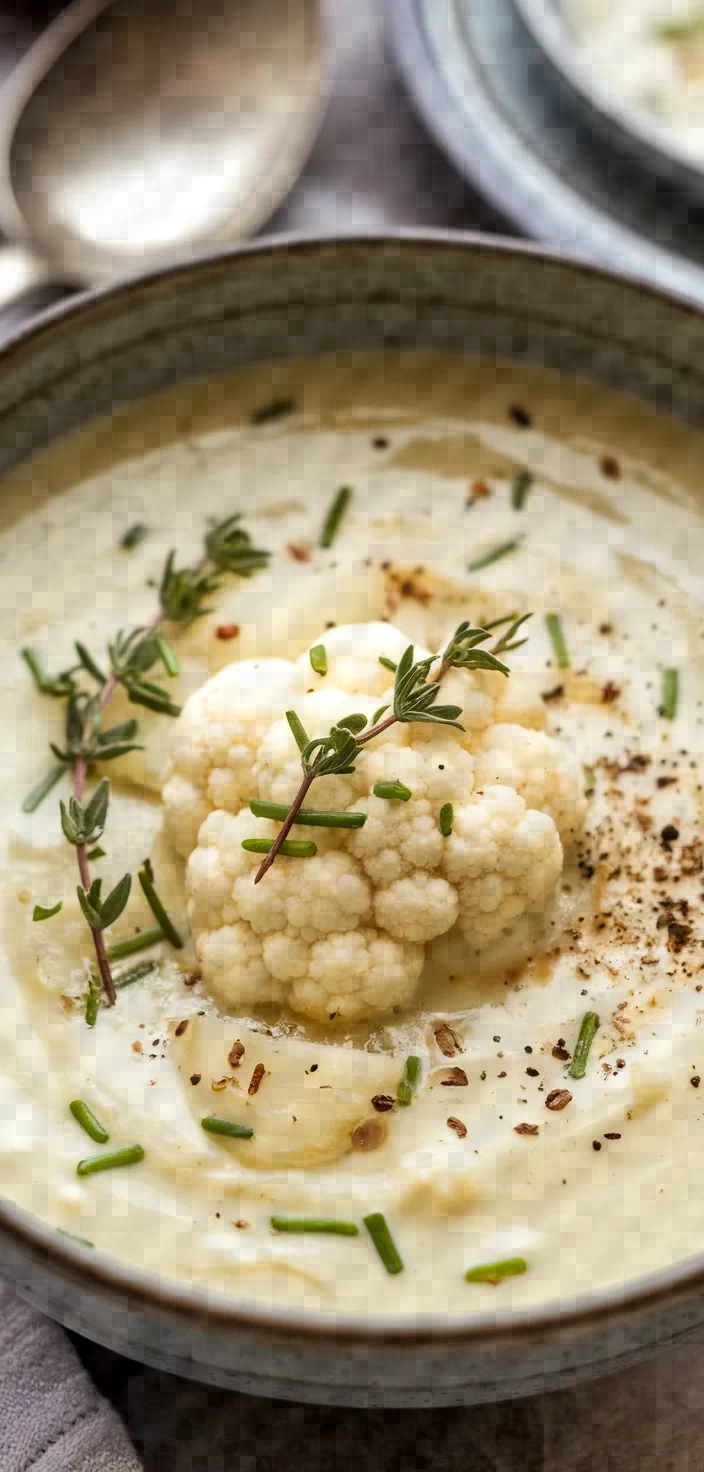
[
  {"x1": 2, "y1": 351, "x2": 704, "y2": 1322},
  {"x1": 567, "y1": 0, "x2": 704, "y2": 156}
]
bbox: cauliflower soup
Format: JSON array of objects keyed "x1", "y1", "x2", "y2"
[{"x1": 2, "y1": 350, "x2": 703, "y2": 1319}]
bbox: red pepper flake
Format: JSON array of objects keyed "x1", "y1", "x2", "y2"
[
  {"x1": 599, "y1": 622, "x2": 614, "y2": 635},
  {"x1": 372, "y1": 436, "x2": 389, "y2": 450},
  {"x1": 691, "y1": 1076, "x2": 701, "y2": 1088},
  {"x1": 234, "y1": 1219, "x2": 249, "y2": 1229},
  {"x1": 174, "y1": 1019, "x2": 189, "y2": 1037},
  {"x1": 545, "y1": 1089, "x2": 572, "y2": 1111},
  {"x1": 351, "y1": 1118, "x2": 387, "y2": 1151},
  {"x1": 599, "y1": 454, "x2": 621, "y2": 480},
  {"x1": 447, "y1": 1116, "x2": 467, "y2": 1139},
  {"x1": 602, "y1": 681, "x2": 621, "y2": 704},
  {"x1": 215, "y1": 624, "x2": 240, "y2": 641},
  {"x1": 467, "y1": 479, "x2": 492, "y2": 505},
  {"x1": 552, "y1": 1044, "x2": 570, "y2": 1061},
  {"x1": 287, "y1": 542, "x2": 312, "y2": 562},
  {"x1": 248, "y1": 1063, "x2": 267, "y2": 1096},
  {"x1": 439, "y1": 1067, "x2": 469, "y2": 1087},
  {"x1": 132, "y1": 1041, "x2": 143, "y2": 1055},
  {"x1": 433, "y1": 1022, "x2": 463, "y2": 1057},
  {"x1": 514, "y1": 1123, "x2": 539, "y2": 1136},
  {"x1": 228, "y1": 1040, "x2": 245, "y2": 1069},
  {"x1": 604, "y1": 1132, "x2": 621, "y2": 1140},
  {"x1": 371, "y1": 1094, "x2": 395, "y2": 1113},
  {"x1": 182, "y1": 971, "x2": 200, "y2": 987},
  {"x1": 542, "y1": 684, "x2": 565, "y2": 703},
  {"x1": 189, "y1": 1073, "x2": 201, "y2": 1086},
  {"x1": 526, "y1": 1067, "x2": 539, "y2": 1077},
  {"x1": 592, "y1": 1140, "x2": 602, "y2": 1151}
]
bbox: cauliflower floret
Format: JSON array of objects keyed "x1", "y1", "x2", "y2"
[
  {"x1": 444, "y1": 785, "x2": 563, "y2": 944},
  {"x1": 168, "y1": 621, "x2": 585, "y2": 1022},
  {"x1": 474, "y1": 724, "x2": 587, "y2": 844},
  {"x1": 163, "y1": 658, "x2": 303, "y2": 856}
]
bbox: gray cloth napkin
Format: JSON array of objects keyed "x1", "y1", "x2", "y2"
[{"x1": 0, "y1": 1286, "x2": 140, "y2": 1472}]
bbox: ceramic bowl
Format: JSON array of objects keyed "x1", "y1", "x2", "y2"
[
  {"x1": 3, "y1": 233, "x2": 704, "y2": 1407},
  {"x1": 512, "y1": 0, "x2": 704, "y2": 205}
]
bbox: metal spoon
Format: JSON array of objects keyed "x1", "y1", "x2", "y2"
[{"x1": 0, "y1": 0, "x2": 325, "y2": 312}]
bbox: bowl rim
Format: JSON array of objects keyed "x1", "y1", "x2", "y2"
[
  {"x1": 512, "y1": 0, "x2": 704, "y2": 194},
  {"x1": 4, "y1": 226, "x2": 704, "y2": 1348}
]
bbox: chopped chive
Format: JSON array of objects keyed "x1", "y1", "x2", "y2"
[
  {"x1": 22, "y1": 762, "x2": 66, "y2": 814},
  {"x1": 439, "y1": 802, "x2": 454, "y2": 836},
  {"x1": 583, "y1": 766, "x2": 596, "y2": 799},
  {"x1": 379, "y1": 655, "x2": 398, "y2": 673},
  {"x1": 33, "y1": 900, "x2": 62, "y2": 922},
  {"x1": 271, "y1": 1217, "x2": 359, "y2": 1235},
  {"x1": 119, "y1": 522, "x2": 149, "y2": 551},
  {"x1": 86, "y1": 846, "x2": 106, "y2": 862},
  {"x1": 309, "y1": 644, "x2": 328, "y2": 677},
  {"x1": 363, "y1": 1213, "x2": 403, "y2": 1275},
  {"x1": 155, "y1": 632, "x2": 180, "y2": 677},
  {"x1": 113, "y1": 960, "x2": 157, "y2": 990},
  {"x1": 107, "y1": 927, "x2": 164, "y2": 960},
  {"x1": 242, "y1": 838, "x2": 317, "y2": 858},
  {"x1": 57, "y1": 1228, "x2": 94, "y2": 1248},
  {"x1": 70, "y1": 1099, "x2": 109, "y2": 1144},
  {"x1": 137, "y1": 869, "x2": 183, "y2": 949},
  {"x1": 654, "y1": 14, "x2": 704, "y2": 41},
  {"x1": 84, "y1": 982, "x2": 101, "y2": 1028},
  {"x1": 201, "y1": 1116, "x2": 254, "y2": 1139},
  {"x1": 568, "y1": 1011, "x2": 600, "y2": 1080},
  {"x1": 286, "y1": 709, "x2": 310, "y2": 753},
  {"x1": 510, "y1": 468, "x2": 533, "y2": 510},
  {"x1": 546, "y1": 613, "x2": 570, "y2": 669},
  {"x1": 398, "y1": 1054, "x2": 422, "y2": 1107},
  {"x1": 250, "y1": 397, "x2": 295, "y2": 425},
  {"x1": 248, "y1": 799, "x2": 366, "y2": 829},
  {"x1": 76, "y1": 1144, "x2": 144, "y2": 1176},
  {"x1": 659, "y1": 668, "x2": 679, "y2": 720},
  {"x1": 465, "y1": 1256, "x2": 527, "y2": 1283},
  {"x1": 373, "y1": 779, "x2": 412, "y2": 802},
  {"x1": 319, "y1": 485, "x2": 352, "y2": 548},
  {"x1": 467, "y1": 538, "x2": 522, "y2": 573}
]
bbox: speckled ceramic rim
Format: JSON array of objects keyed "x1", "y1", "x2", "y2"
[
  {"x1": 512, "y1": 0, "x2": 704, "y2": 197},
  {"x1": 3, "y1": 228, "x2": 704, "y2": 1350}
]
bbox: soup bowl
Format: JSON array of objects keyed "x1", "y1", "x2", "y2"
[{"x1": 2, "y1": 232, "x2": 704, "y2": 1406}]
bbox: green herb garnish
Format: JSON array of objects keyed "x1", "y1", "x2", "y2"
[
  {"x1": 465, "y1": 1256, "x2": 527, "y2": 1283},
  {"x1": 249, "y1": 799, "x2": 366, "y2": 829},
  {"x1": 398, "y1": 1055, "x2": 422, "y2": 1107},
  {"x1": 76, "y1": 1145, "x2": 144, "y2": 1176},
  {"x1": 660, "y1": 668, "x2": 679, "y2": 720},
  {"x1": 201, "y1": 1117, "x2": 254, "y2": 1139},
  {"x1": 510, "y1": 469, "x2": 533, "y2": 510},
  {"x1": 69, "y1": 1099, "x2": 109, "y2": 1144},
  {"x1": 83, "y1": 977, "x2": 102, "y2": 1029},
  {"x1": 546, "y1": 612, "x2": 570, "y2": 669},
  {"x1": 22, "y1": 763, "x2": 66, "y2": 815},
  {"x1": 271, "y1": 1217, "x2": 359, "y2": 1235},
  {"x1": 379, "y1": 655, "x2": 398, "y2": 673},
  {"x1": 309, "y1": 644, "x2": 328, "y2": 676},
  {"x1": 242, "y1": 838, "x2": 317, "y2": 858},
  {"x1": 32, "y1": 901, "x2": 62, "y2": 922},
  {"x1": 654, "y1": 14, "x2": 704, "y2": 42},
  {"x1": 205, "y1": 514, "x2": 270, "y2": 579},
  {"x1": 319, "y1": 486, "x2": 352, "y2": 548},
  {"x1": 568, "y1": 1011, "x2": 600, "y2": 1080},
  {"x1": 120, "y1": 523, "x2": 149, "y2": 551},
  {"x1": 467, "y1": 538, "x2": 522, "y2": 573},
  {"x1": 253, "y1": 617, "x2": 532, "y2": 884},
  {"x1": 373, "y1": 779, "x2": 412, "y2": 802},
  {"x1": 57, "y1": 1228, "x2": 94, "y2": 1247},
  {"x1": 363, "y1": 1213, "x2": 404, "y2": 1275},
  {"x1": 86, "y1": 846, "x2": 106, "y2": 862},
  {"x1": 137, "y1": 868, "x2": 183, "y2": 949},
  {"x1": 439, "y1": 802, "x2": 454, "y2": 836},
  {"x1": 113, "y1": 960, "x2": 157, "y2": 990},
  {"x1": 107, "y1": 927, "x2": 164, "y2": 960}
]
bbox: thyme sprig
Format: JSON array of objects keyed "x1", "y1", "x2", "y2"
[
  {"x1": 22, "y1": 512, "x2": 269, "y2": 1008},
  {"x1": 253, "y1": 615, "x2": 531, "y2": 883}
]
